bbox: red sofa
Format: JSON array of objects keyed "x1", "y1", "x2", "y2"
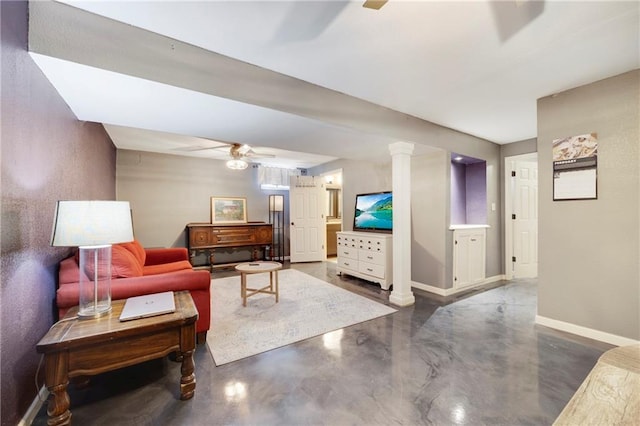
[{"x1": 57, "y1": 240, "x2": 211, "y2": 342}]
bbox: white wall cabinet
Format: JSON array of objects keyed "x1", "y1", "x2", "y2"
[
  {"x1": 452, "y1": 227, "x2": 486, "y2": 288},
  {"x1": 336, "y1": 231, "x2": 393, "y2": 290}
]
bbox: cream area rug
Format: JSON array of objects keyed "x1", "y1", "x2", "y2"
[{"x1": 206, "y1": 269, "x2": 396, "y2": 366}]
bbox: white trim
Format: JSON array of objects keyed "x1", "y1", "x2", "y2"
[
  {"x1": 535, "y1": 315, "x2": 640, "y2": 347},
  {"x1": 411, "y1": 275, "x2": 506, "y2": 297},
  {"x1": 482, "y1": 274, "x2": 505, "y2": 285},
  {"x1": 411, "y1": 281, "x2": 453, "y2": 296},
  {"x1": 448, "y1": 224, "x2": 490, "y2": 230},
  {"x1": 18, "y1": 385, "x2": 48, "y2": 426}
]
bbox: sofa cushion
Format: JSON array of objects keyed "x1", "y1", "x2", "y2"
[
  {"x1": 118, "y1": 240, "x2": 146, "y2": 267},
  {"x1": 111, "y1": 245, "x2": 144, "y2": 278},
  {"x1": 73, "y1": 245, "x2": 143, "y2": 278},
  {"x1": 143, "y1": 260, "x2": 193, "y2": 276},
  {"x1": 59, "y1": 256, "x2": 84, "y2": 285}
]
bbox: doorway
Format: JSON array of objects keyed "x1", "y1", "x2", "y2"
[
  {"x1": 322, "y1": 169, "x2": 343, "y2": 261},
  {"x1": 505, "y1": 153, "x2": 538, "y2": 279}
]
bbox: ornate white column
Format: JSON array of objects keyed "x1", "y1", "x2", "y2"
[{"x1": 389, "y1": 142, "x2": 415, "y2": 306}]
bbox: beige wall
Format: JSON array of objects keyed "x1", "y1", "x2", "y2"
[
  {"x1": 537, "y1": 70, "x2": 640, "y2": 340},
  {"x1": 411, "y1": 151, "x2": 449, "y2": 287},
  {"x1": 116, "y1": 150, "x2": 289, "y2": 259}
]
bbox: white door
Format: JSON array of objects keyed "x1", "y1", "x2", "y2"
[
  {"x1": 512, "y1": 160, "x2": 538, "y2": 278},
  {"x1": 289, "y1": 176, "x2": 326, "y2": 263}
]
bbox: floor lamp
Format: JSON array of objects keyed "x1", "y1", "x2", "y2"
[
  {"x1": 51, "y1": 200, "x2": 134, "y2": 318},
  {"x1": 268, "y1": 195, "x2": 285, "y2": 262}
]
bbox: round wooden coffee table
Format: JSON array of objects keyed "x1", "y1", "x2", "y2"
[{"x1": 235, "y1": 261, "x2": 283, "y2": 307}]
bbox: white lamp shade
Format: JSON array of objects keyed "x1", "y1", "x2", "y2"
[
  {"x1": 51, "y1": 200, "x2": 134, "y2": 247},
  {"x1": 269, "y1": 195, "x2": 284, "y2": 212}
]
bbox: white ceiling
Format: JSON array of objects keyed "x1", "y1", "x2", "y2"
[{"x1": 30, "y1": 0, "x2": 639, "y2": 168}]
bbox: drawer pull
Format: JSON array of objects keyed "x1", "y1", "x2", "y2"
[
  {"x1": 366, "y1": 268, "x2": 373, "y2": 272},
  {"x1": 367, "y1": 256, "x2": 373, "y2": 260}
]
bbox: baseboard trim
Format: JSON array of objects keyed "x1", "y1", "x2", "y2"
[
  {"x1": 411, "y1": 275, "x2": 506, "y2": 297},
  {"x1": 535, "y1": 315, "x2": 640, "y2": 347},
  {"x1": 483, "y1": 274, "x2": 506, "y2": 284},
  {"x1": 411, "y1": 281, "x2": 453, "y2": 296},
  {"x1": 18, "y1": 385, "x2": 47, "y2": 426}
]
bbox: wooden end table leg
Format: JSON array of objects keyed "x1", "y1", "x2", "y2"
[
  {"x1": 274, "y1": 270, "x2": 279, "y2": 303},
  {"x1": 180, "y1": 349, "x2": 196, "y2": 400},
  {"x1": 180, "y1": 324, "x2": 196, "y2": 400},
  {"x1": 44, "y1": 353, "x2": 71, "y2": 426}
]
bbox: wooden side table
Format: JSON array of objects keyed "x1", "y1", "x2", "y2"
[
  {"x1": 36, "y1": 291, "x2": 198, "y2": 426},
  {"x1": 235, "y1": 261, "x2": 283, "y2": 307}
]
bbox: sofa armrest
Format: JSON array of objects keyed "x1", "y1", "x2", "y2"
[{"x1": 144, "y1": 247, "x2": 189, "y2": 265}]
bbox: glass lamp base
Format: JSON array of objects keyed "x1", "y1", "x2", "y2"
[
  {"x1": 78, "y1": 245, "x2": 113, "y2": 319},
  {"x1": 77, "y1": 305, "x2": 112, "y2": 319}
]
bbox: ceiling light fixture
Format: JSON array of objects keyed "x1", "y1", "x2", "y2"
[{"x1": 226, "y1": 159, "x2": 248, "y2": 170}]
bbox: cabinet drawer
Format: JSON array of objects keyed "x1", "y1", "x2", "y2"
[
  {"x1": 358, "y1": 261, "x2": 385, "y2": 279},
  {"x1": 211, "y1": 230, "x2": 256, "y2": 245},
  {"x1": 337, "y1": 247, "x2": 358, "y2": 260},
  {"x1": 359, "y1": 250, "x2": 384, "y2": 265},
  {"x1": 338, "y1": 258, "x2": 357, "y2": 271}
]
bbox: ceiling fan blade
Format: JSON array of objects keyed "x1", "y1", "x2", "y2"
[
  {"x1": 246, "y1": 152, "x2": 276, "y2": 159},
  {"x1": 172, "y1": 145, "x2": 226, "y2": 152},
  {"x1": 237, "y1": 144, "x2": 252, "y2": 155},
  {"x1": 363, "y1": 0, "x2": 388, "y2": 10}
]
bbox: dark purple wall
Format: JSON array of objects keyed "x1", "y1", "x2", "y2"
[
  {"x1": 450, "y1": 161, "x2": 466, "y2": 224},
  {"x1": 451, "y1": 161, "x2": 487, "y2": 225},
  {"x1": 466, "y1": 162, "x2": 487, "y2": 224},
  {"x1": 1, "y1": 2, "x2": 116, "y2": 424}
]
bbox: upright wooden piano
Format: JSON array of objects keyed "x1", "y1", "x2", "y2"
[{"x1": 186, "y1": 223, "x2": 273, "y2": 270}]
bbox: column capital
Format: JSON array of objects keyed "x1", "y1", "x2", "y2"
[{"x1": 388, "y1": 142, "x2": 414, "y2": 156}]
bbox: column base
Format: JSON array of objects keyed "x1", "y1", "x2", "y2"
[{"x1": 389, "y1": 290, "x2": 415, "y2": 306}]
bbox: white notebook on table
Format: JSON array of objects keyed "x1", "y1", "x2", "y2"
[{"x1": 119, "y1": 291, "x2": 175, "y2": 322}]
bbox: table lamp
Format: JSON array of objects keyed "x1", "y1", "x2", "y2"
[{"x1": 51, "y1": 200, "x2": 134, "y2": 318}]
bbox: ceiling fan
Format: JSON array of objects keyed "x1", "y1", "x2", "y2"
[
  {"x1": 174, "y1": 142, "x2": 275, "y2": 170},
  {"x1": 224, "y1": 143, "x2": 275, "y2": 170}
]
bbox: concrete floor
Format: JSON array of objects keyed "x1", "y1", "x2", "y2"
[{"x1": 33, "y1": 261, "x2": 612, "y2": 425}]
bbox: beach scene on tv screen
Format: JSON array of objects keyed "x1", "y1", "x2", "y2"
[{"x1": 354, "y1": 193, "x2": 392, "y2": 230}]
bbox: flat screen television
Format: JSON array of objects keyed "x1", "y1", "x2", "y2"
[{"x1": 353, "y1": 191, "x2": 393, "y2": 233}]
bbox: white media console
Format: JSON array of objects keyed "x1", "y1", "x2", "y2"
[{"x1": 336, "y1": 231, "x2": 393, "y2": 290}]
